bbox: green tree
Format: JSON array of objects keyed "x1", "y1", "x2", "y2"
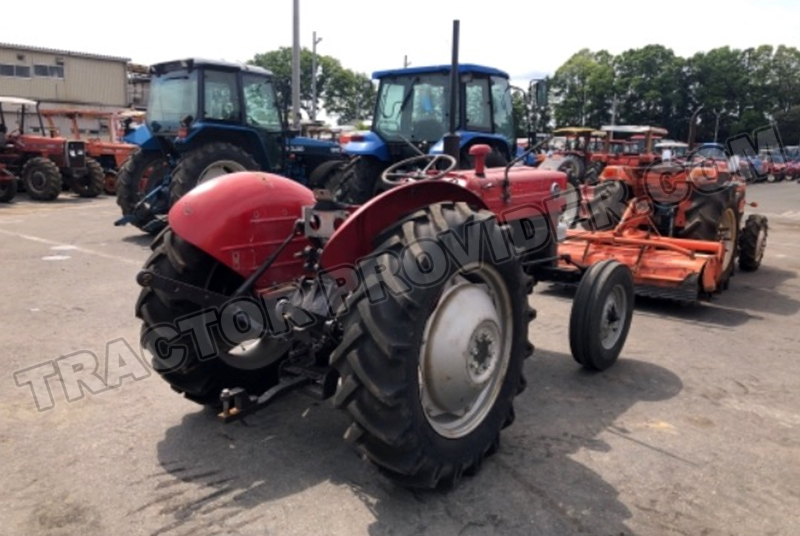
[
  {"x1": 249, "y1": 47, "x2": 375, "y2": 124},
  {"x1": 773, "y1": 105, "x2": 800, "y2": 145},
  {"x1": 551, "y1": 49, "x2": 614, "y2": 127}
]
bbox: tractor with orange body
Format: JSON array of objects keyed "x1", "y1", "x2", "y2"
[
  {"x1": 564, "y1": 141, "x2": 767, "y2": 302},
  {"x1": 40, "y1": 108, "x2": 138, "y2": 195}
]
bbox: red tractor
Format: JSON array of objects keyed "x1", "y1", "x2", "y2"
[
  {"x1": 133, "y1": 29, "x2": 636, "y2": 488},
  {"x1": 0, "y1": 97, "x2": 105, "y2": 201},
  {"x1": 40, "y1": 108, "x2": 138, "y2": 195}
]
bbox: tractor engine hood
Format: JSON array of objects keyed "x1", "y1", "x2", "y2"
[{"x1": 168, "y1": 171, "x2": 314, "y2": 287}]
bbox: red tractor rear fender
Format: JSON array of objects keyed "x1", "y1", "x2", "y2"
[
  {"x1": 319, "y1": 180, "x2": 488, "y2": 272},
  {"x1": 168, "y1": 171, "x2": 315, "y2": 288}
]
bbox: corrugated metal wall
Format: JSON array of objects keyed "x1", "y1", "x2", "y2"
[{"x1": 0, "y1": 46, "x2": 127, "y2": 107}]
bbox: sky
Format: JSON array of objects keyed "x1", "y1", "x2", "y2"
[{"x1": 3, "y1": 0, "x2": 800, "y2": 87}]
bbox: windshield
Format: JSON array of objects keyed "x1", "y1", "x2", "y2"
[
  {"x1": 690, "y1": 146, "x2": 729, "y2": 162},
  {"x1": 147, "y1": 70, "x2": 198, "y2": 134},
  {"x1": 373, "y1": 73, "x2": 450, "y2": 143},
  {"x1": 490, "y1": 76, "x2": 514, "y2": 142},
  {"x1": 243, "y1": 74, "x2": 282, "y2": 131}
]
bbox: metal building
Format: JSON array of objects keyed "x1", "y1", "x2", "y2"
[{"x1": 0, "y1": 42, "x2": 129, "y2": 108}]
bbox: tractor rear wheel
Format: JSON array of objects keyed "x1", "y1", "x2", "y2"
[
  {"x1": 136, "y1": 228, "x2": 282, "y2": 407},
  {"x1": 558, "y1": 155, "x2": 586, "y2": 187},
  {"x1": 678, "y1": 190, "x2": 739, "y2": 288},
  {"x1": 0, "y1": 178, "x2": 17, "y2": 202},
  {"x1": 169, "y1": 142, "x2": 259, "y2": 205},
  {"x1": 21, "y1": 157, "x2": 62, "y2": 201},
  {"x1": 116, "y1": 148, "x2": 171, "y2": 216},
  {"x1": 336, "y1": 156, "x2": 386, "y2": 204},
  {"x1": 738, "y1": 215, "x2": 768, "y2": 272},
  {"x1": 569, "y1": 260, "x2": 634, "y2": 371},
  {"x1": 70, "y1": 157, "x2": 105, "y2": 198},
  {"x1": 330, "y1": 202, "x2": 534, "y2": 489},
  {"x1": 581, "y1": 180, "x2": 631, "y2": 231}
]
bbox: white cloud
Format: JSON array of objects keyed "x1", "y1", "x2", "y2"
[{"x1": 3, "y1": 0, "x2": 799, "y2": 79}]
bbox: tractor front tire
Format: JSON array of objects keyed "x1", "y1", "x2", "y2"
[
  {"x1": 738, "y1": 215, "x2": 768, "y2": 272},
  {"x1": 136, "y1": 228, "x2": 281, "y2": 406},
  {"x1": 71, "y1": 157, "x2": 105, "y2": 198},
  {"x1": 330, "y1": 201, "x2": 534, "y2": 489},
  {"x1": 169, "y1": 142, "x2": 259, "y2": 205},
  {"x1": 21, "y1": 157, "x2": 62, "y2": 201},
  {"x1": 0, "y1": 178, "x2": 18, "y2": 202},
  {"x1": 116, "y1": 149, "x2": 171, "y2": 216},
  {"x1": 558, "y1": 155, "x2": 586, "y2": 187},
  {"x1": 581, "y1": 180, "x2": 631, "y2": 231}
]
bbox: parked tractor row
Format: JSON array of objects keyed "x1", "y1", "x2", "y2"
[{"x1": 0, "y1": 97, "x2": 138, "y2": 203}]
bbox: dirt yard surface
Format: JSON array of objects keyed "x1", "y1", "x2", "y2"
[{"x1": 0, "y1": 181, "x2": 798, "y2": 536}]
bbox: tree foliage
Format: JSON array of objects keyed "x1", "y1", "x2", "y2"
[
  {"x1": 549, "y1": 44, "x2": 800, "y2": 144},
  {"x1": 250, "y1": 47, "x2": 376, "y2": 125}
]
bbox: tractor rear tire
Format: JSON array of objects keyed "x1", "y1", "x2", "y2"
[
  {"x1": 116, "y1": 149, "x2": 171, "y2": 216},
  {"x1": 169, "y1": 142, "x2": 259, "y2": 205},
  {"x1": 0, "y1": 178, "x2": 17, "y2": 202},
  {"x1": 738, "y1": 215, "x2": 768, "y2": 272},
  {"x1": 581, "y1": 180, "x2": 631, "y2": 231},
  {"x1": 136, "y1": 228, "x2": 281, "y2": 407},
  {"x1": 569, "y1": 260, "x2": 634, "y2": 371},
  {"x1": 71, "y1": 157, "x2": 105, "y2": 198},
  {"x1": 558, "y1": 155, "x2": 586, "y2": 187},
  {"x1": 337, "y1": 156, "x2": 386, "y2": 204},
  {"x1": 21, "y1": 157, "x2": 62, "y2": 201},
  {"x1": 678, "y1": 189, "x2": 739, "y2": 288},
  {"x1": 329, "y1": 201, "x2": 534, "y2": 489}
]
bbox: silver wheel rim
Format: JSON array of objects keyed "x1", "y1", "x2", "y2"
[
  {"x1": 719, "y1": 208, "x2": 737, "y2": 273},
  {"x1": 418, "y1": 265, "x2": 513, "y2": 439},
  {"x1": 755, "y1": 227, "x2": 767, "y2": 262},
  {"x1": 600, "y1": 285, "x2": 627, "y2": 350},
  {"x1": 30, "y1": 171, "x2": 47, "y2": 191},
  {"x1": 198, "y1": 160, "x2": 248, "y2": 184}
]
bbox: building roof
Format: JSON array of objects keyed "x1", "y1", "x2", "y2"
[{"x1": 0, "y1": 42, "x2": 130, "y2": 63}]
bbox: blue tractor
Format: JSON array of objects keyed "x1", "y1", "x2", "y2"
[
  {"x1": 115, "y1": 58, "x2": 347, "y2": 233},
  {"x1": 335, "y1": 64, "x2": 520, "y2": 204}
]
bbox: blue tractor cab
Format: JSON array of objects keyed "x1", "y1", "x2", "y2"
[
  {"x1": 338, "y1": 64, "x2": 517, "y2": 203},
  {"x1": 115, "y1": 58, "x2": 346, "y2": 233}
]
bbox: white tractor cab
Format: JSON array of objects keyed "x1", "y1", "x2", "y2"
[{"x1": 654, "y1": 140, "x2": 689, "y2": 161}]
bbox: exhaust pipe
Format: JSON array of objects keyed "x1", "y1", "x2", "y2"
[{"x1": 442, "y1": 20, "x2": 461, "y2": 167}]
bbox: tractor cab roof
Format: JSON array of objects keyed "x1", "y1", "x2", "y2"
[
  {"x1": 372, "y1": 64, "x2": 509, "y2": 80},
  {"x1": 655, "y1": 140, "x2": 688, "y2": 149},
  {"x1": 150, "y1": 58, "x2": 273, "y2": 77},
  {"x1": 0, "y1": 96, "x2": 39, "y2": 107},
  {"x1": 600, "y1": 125, "x2": 669, "y2": 136},
  {"x1": 553, "y1": 127, "x2": 605, "y2": 137}
]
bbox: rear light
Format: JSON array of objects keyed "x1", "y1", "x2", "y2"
[{"x1": 349, "y1": 135, "x2": 365, "y2": 142}]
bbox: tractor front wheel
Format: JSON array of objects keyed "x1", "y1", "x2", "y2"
[
  {"x1": 738, "y1": 215, "x2": 768, "y2": 272},
  {"x1": 21, "y1": 157, "x2": 62, "y2": 201},
  {"x1": 70, "y1": 157, "x2": 105, "y2": 198},
  {"x1": 330, "y1": 202, "x2": 534, "y2": 489},
  {"x1": 169, "y1": 142, "x2": 259, "y2": 205},
  {"x1": 0, "y1": 178, "x2": 17, "y2": 202},
  {"x1": 116, "y1": 149, "x2": 171, "y2": 216},
  {"x1": 569, "y1": 260, "x2": 634, "y2": 371}
]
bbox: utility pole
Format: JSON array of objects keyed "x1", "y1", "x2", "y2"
[
  {"x1": 291, "y1": 0, "x2": 301, "y2": 130},
  {"x1": 404, "y1": 55, "x2": 411, "y2": 68},
  {"x1": 311, "y1": 31, "x2": 322, "y2": 122}
]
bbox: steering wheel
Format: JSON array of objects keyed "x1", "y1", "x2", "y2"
[{"x1": 381, "y1": 154, "x2": 457, "y2": 186}]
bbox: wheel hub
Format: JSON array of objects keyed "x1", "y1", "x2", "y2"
[
  {"x1": 419, "y1": 270, "x2": 512, "y2": 439},
  {"x1": 600, "y1": 285, "x2": 626, "y2": 350},
  {"x1": 30, "y1": 171, "x2": 47, "y2": 190},
  {"x1": 199, "y1": 160, "x2": 248, "y2": 184}
]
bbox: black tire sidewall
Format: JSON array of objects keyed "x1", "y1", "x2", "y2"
[{"x1": 169, "y1": 142, "x2": 259, "y2": 205}]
